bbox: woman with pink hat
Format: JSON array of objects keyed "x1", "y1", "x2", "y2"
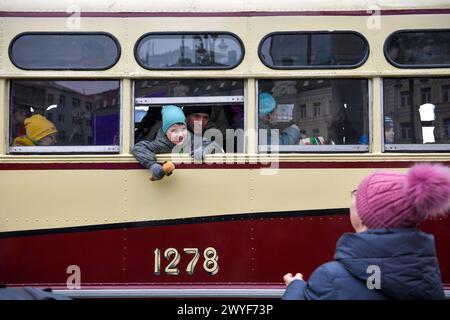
[{"x1": 283, "y1": 163, "x2": 450, "y2": 300}]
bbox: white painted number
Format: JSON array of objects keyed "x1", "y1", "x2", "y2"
[
  {"x1": 164, "y1": 248, "x2": 181, "y2": 275},
  {"x1": 153, "y1": 247, "x2": 219, "y2": 276},
  {"x1": 154, "y1": 248, "x2": 161, "y2": 275},
  {"x1": 203, "y1": 247, "x2": 219, "y2": 275},
  {"x1": 184, "y1": 248, "x2": 200, "y2": 275}
]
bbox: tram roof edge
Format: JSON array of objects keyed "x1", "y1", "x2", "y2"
[{"x1": 1, "y1": 0, "x2": 450, "y2": 13}]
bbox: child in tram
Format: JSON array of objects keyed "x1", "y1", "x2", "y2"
[
  {"x1": 283, "y1": 163, "x2": 450, "y2": 300},
  {"x1": 258, "y1": 92, "x2": 301, "y2": 145},
  {"x1": 133, "y1": 105, "x2": 221, "y2": 181},
  {"x1": 12, "y1": 114, "x2": 58, "y2": 146},
  {"x1": 133, "y1": 105, "x2": 188, "y2": 181},
  {"x1": 384, "y1": 116, "x2": 395, "y2": 143}
]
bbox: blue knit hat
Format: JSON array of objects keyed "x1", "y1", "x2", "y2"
[
  {"x1": 161, "y1": 105, "x2": 186, "y2": 133},
  {"x1": 259, "y1": 92, "x2": 276, "y2": 116},
  {"x1": 384, "y1": 116, "x2": 394, "y2": 129}
]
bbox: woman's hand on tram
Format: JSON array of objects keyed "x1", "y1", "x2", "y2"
[{"x1": 283, "y1": 272, "x2": 303, "y2": 286}]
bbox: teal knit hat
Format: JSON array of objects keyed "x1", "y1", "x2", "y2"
[
  {"x1": 161, "y1": 105, "x2": 186, "y2": 133},
  {"x1": 259, "y1": 92, "x2": 276, "y2": 116}
]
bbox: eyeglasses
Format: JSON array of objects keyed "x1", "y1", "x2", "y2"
[{"x1": 350, "y1": 189, "x2": 357, "y2": 198}]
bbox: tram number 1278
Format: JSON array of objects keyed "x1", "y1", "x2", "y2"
[{"x1": 154, "y1": 247, "x2": 219, "y2": 276}]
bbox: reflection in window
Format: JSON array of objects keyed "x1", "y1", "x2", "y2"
[
  {"x1": 259, "y1": 32, "x2": 368, "y2": 69},
  {"x1": 400, "y1": 91, "x2": 411, "y2": 108},
  {"x1": 135, "y1": 79, "x2": 243, "y2": 98},
  {"x1": 383, "y1": 78, "x2": 450, "y2": 147},
  {"x1": 135, "y1": 33, "x2": 244, "y2": 69},
  {"x1": 10, "y1": 80, "x2": 120, "y2": 151},
  {"x1": 258, "y1": 79, "x2": 369, "y2": 150},
  {"x1": 10, "y1": 33, "x2": 120, "y2": 70},
  {"x1": 134, "y1": 79, "x2": 245, "y2": 153},
  {"x1": 443, "y1": 85, "x2": 450, "y2": 102},
  {"x1": 385, "y1": 30, "x2": 450, "y2": 67}
]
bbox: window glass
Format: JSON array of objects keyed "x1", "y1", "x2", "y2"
[
  {"x1": 10, "y1": 80, "x2": 120, "y2": 153},
  {"x1": 385, "y1": 30, "x2": 450, "y2": 68},
  {"x1": 9, "y1": 33, "x2": 120, "y2": 70},
  {"x1": 259, "y1": 32, "x2": 368, "y2": 69},
  {"x1": 135, "y1": 33, "x2": 244, "y2": 69},
  {"x1": 383, "y1": 78, "x2": 450, "y2": 150},
  {"x1": 258, "y1": 79, "x2": 369, "y2": 152},
  {"x1": 134, "y1": 79, "x2": 244, "y2": 153}
]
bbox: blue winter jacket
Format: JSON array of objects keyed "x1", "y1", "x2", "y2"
[{"x1": 282, "y1": 228, "x2": 445, "y2": 300}]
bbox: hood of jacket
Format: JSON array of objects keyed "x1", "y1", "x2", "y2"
[
  {"x1": 12, "y1": 135, "x2": 36, "y2": 146},
  {"x1": 334, "y1": 228, "x2": 444, "y2": 299}
]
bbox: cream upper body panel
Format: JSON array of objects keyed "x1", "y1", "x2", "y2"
[
  {"x1": 1, "y1": 0, "x2": 450, "y2": 12},
  {"x1": 1, "y1": 13, "x2": 450, "y2": 77}
]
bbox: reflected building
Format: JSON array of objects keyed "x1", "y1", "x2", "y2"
[
  {"x1": 383, "y1": 78, "x2": 450, "y2": 143},
  {"x1": 10, "y1": 81, "x2": 120, "y2": 146}
]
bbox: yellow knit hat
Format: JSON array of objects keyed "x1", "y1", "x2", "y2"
[{"x1": 24, "y1": 114, "x2": 58, "y2": 143}]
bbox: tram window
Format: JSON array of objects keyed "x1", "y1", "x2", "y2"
[
  {"x1": 9, "y1": 33, "x2": 120, "y2": 70},
  {"x1": 385, "y1": 30, "x2": 450, "y2": 68},
  {"x1": 135, "y1": 33, "x2": 244, "y2": 70},
  {"x1": 134, "y1": 79, "x2": 245, "y2": 153},
  {"x1": 383, "y1": 78, "x2": 450, "y2": 151},
  {"x1": 259, "y1": 32, "x2": 368, "y2": 69},
  {"x1": 9, "y1": 80, "x2": 120, "y2": 153},
  {"x1": 258, "y1": 79, "x2": 369, "y2": 152}
]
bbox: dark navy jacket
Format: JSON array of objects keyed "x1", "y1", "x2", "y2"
[{"x1": 282, "y1": 228, "x2": 445, "y2": 300}]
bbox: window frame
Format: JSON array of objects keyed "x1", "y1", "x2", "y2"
[
  {"x1": 384, "y1": 29, "x2": 450, "y2": 69},
  {"x1": 8, "y1": 31, "x2": 121, "y2": 71},
  {"x1": 132, "y1": 79, "x2": 247, "y2": 152},
  {"x1": 381, "y1": 78, "x2": 450, "y2": 152},
  {"x1": 256, "y1": 79, "x2": 371, "y2": 153},
  {"x1": 7, "y1": 79, "x2": 123, "y2": 154},
  {"x1": 258, "y1": 31, "x2": 370, "y2": 70},
  {"x1": 134, "y1": 31, "x2": 245, "y2": 71}
]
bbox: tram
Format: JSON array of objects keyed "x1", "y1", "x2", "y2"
[{"x1": 0, "y1": 0, "x2": 449, "y2": 298}]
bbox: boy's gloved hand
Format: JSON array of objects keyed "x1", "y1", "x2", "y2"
[
  {"x1": 162, "y1": 161, "x2": 175, "y2": 176},
  {"x1": 150, "y1": 163, "x2": 165, "y2": 181}
]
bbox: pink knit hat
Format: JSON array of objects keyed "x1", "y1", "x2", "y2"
[{"x1": 356, "y1": 163, "x2": 450, "y2": 228}]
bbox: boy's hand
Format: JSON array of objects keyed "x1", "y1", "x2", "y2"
[
  {"x1": 283, "y1": 273, "x2": 303, "y2": 286},
  {"x1": 150, "y1": 163, "x2": 165, "y2": 181}
]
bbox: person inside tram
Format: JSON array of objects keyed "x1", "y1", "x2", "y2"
[
  {"x1": 133, "y1": 105, "x2": 221, "y2": 181},
  {"x1": 258, "y1": 92, "x2": 301, "y2": 145},
  {"x1": 12, "y1": 114, "x2": 58, "y2": 146},
  {"x1": 133, "y1": 105, "x2": 188, "y2": 181},
  {"x1": 184, "y1": 105, "x2": 212, "y2": 135},
  {"x1": 136, "y1": 105, "x2": 215, "y2": 142},
  {"x1": 11, "y1": 103, "x2": 32, "y2": 140},
  {"x1": 282, "y1": 163, "x2": 450, "y2": 300},
  {"x1": 384, "y1": 116, "x2": 395, "y2": 144}
]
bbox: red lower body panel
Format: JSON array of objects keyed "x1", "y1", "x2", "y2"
[{"x1": 0, "y1": 213, "x2": 448, "y2": 289}]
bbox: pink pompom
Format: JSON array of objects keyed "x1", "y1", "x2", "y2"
[{"x1": 406, "y1": 164, "x2": 450, "y2": 218}]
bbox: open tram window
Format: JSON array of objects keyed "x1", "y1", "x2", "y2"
[
  {"x1": 385, "y1": 30, "x2": 450, "y2": 68},
  {"x1": 258, "y1": 31, "x2": 369, "y2": 69},
  {"x1": 383, "y1": 78, "x2": 450, "y2": 152},
  {"x1": 257, "y1": 79, "x2": 369, "y2": 152},
  {"x1": 9, "y1": 32, "x2": 120, "y2": 70},
  {"x1": 9, "y1": 80, "x2": 121, "y2": 154},
  {"x1": 134, "y1": 79, "x2": 245, "y2": 153}
]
